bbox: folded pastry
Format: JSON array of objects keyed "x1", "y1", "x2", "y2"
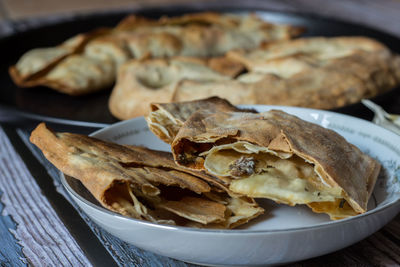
[
  {"x1": 146, "y1": 96, "x2": 257, "y2": 144},
  {"x1": 116, "y1": 12, "x2": 303, "y2": 58},
  {"x1": 110, "y1": 36, "x2": 400, "y2": 119},
  {"x1": 30, "y1": 123, "x2": 263, "y2": 228},
  {"x1": 10, "y1": 12, "x2": 302, "y2": 95},
  {"x1": 227, "y1": 36, "x2": 391, "y2": 70},
  {"x1": 9, "y1": 29, "x2": 117, "y2": 95},
  {"x1": 226, "y1": 36, "x2": 400, "y2": 108},
  {"x1": 170, "y1": 109, "x2": 380, "y2": 219},
  {"x1": 109, "y1": 56, "x2": 244, "y2": 119}
]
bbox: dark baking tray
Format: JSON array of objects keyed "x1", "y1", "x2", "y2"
[{"x1": 1, "y1": 2, "x2": 400, "y2": 132}]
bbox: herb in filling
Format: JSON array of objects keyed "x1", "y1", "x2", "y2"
[{"x1": 229, "y1": 156, "x2": 256, "y2": 177}]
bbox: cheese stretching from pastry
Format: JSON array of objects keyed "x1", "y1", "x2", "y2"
[
  {"x1": 30, "y1": 123, "x2": 263, "y2": 228},
  {"x1": 170, "y1": 109, "x2": 380, "y2": 220},
  {"x1": 110, "y1": 36, "x2": 400, "y2": 119},
  {"x1": 10, "y1": 12, "x2": 302, "y2": 95}
]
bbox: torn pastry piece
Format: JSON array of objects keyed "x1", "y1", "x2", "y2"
[
  {"x1": 10, "y1": 12, "x2": 302, "y2": 95},
  {"x1": 109, "y1": 57, "x2": 243, "y2": 119},
  {"x1": 171, "y1": 110, "x2": 380, "y2": 219},
  {"x1": 146, "y1": 96, "x2": 257, "y2": 144},
  {"x1": 30, "y1": 123, "x2": 263, "y2": 228}
]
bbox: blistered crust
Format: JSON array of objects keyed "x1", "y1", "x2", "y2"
[
  {"x1": 145, "y1": 96, "x2": 256, "y2": 144},
  {"x1": 172, "y1": 110, "x2": 380, "y2": 215},
  {"x1": 110, "y1": 36, "x2": 400, "y2": 118},
  {"x1": 29, "y1": 122, "x2": 263, "y2": 228},
  {"x1": 11, "y1": 12, "x2": 301, "y2": 96}
]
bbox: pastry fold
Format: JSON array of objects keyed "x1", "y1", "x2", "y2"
[
  {"x1": 169, "y1": 108, "x2": 380, "y2": 219},
  {"x1": 30, "y1": 123, "x2": 263, "y2": 228},
  {"x1": 109, "y1": 56, "x2": 244, "y2": 119},
  {"x1": 146, "y1": 96, "x2": 257, "y2": 144},
  {"x1": 11, "y1": 12, "x2": 302, "y2": 95},
  {"x1": 110, "y1": 36, "x2": 400, "y2": 119}
]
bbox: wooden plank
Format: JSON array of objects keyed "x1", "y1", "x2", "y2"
[
  {"x1": 288, "y1": 215, "x2": 400, "y2": 266},
  {"x1": 0, "y1": 195, "x2": 26, "y2": 266},
  {"x1": 0, "y1": 126, "x2": 103, "y2": 267}
]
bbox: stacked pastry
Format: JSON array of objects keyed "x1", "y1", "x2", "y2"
[
  {"x1": 31, "y1": 97, "x2": 380, "y2": 227},
  {"x1": 30, "y1": 121, "x2": 264, "y2": 229},
  {"x1": 10, "y1": 12, "x2": 302, "y2": 95},
  {"x1": 10, "y1": 13, "x2": 400, "y2": 119},
  {"x1": 146, "y1": 97, "x2": 380, "y2": 220},
  {"x1": 110, "y1": 37, "x2": 400, "y2": 119}
]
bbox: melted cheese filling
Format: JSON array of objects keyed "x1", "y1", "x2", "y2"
[{"x1": 203, "y1": 141, "x2": 343, "y2": 206}]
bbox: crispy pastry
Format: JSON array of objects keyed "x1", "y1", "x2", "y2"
[
  {"x1": 108, "y1": 57, "x2": 240, "y2": 119},
  {"x1": 9, "y1": 29, "x2": 116, "y2": 95},
  {"x1": 30, "y1": 123, "x2": 263, "y2": 228},
  {"x1": 110, "y1": 36, "x2": 400, "y2": 119},
  {"x1": 146, "y1": 96, "x2": 257, "y2": 144},
  {"x1": 226, "y1": 37, "x2": 400, "y2": 108},
  {"x1": 170, "y1": 109, "x2": 380, "y2": 219},
  {"x1": 10, "y1": 12, "x2": 302, "y2": 95}
]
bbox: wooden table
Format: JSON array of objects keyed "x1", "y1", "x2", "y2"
[{"x1": 0, "y1": 0, "x2": 399, "y2": 266}]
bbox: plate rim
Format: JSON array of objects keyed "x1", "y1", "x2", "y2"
[{"x1": 61, "y1": 105, "x2": 400, "y2": 234}]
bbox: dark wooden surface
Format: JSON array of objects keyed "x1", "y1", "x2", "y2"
[{"x1": 0, "y1": 0, "x2": 400, "y2": 266}]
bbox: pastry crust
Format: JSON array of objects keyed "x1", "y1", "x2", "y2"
[
  {"x1": 30, "y1": 122, "x2": 263, "y2": 228},
  {"x1": 108, "y1": 57, "x2": 236, "y2": 119},
  {"x1": 171, "y1": 109, "x2": 380, "y2": 219},
  {"x1": 10, "y1": 12, "x2": 301, "y2": 95},
  {"x1": 146, "y1": 96, "x2": 256, "y2": 144},
  {"x1": 110, "y1": 36, "x2": 400, "y2": 119},
  {"x1": 227, "y1": 36, "x2": 390, "y2": 70},
  {"x1": 9, "y1": 28, "x2": 111, "y2": 95}
]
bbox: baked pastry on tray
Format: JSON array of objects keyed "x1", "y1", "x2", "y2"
[
  {"x1": 110, "y1": 36, "x2": 400, "y2": 119},
  {"x1": 30, "y1": 123, "x2": 263, "y2": 228},
  {"x1": 109, "y1": 56, "x2": 245, "y2": 119},
  {"x1": 10, "y1": 12, "x2": 302, "y2": 95},
  {"x1": 226, "y1": 36, "x2": 400, "y2": 107},
  {"x1": 147, "y1": 97, "x2": 380, "y2": 220}
]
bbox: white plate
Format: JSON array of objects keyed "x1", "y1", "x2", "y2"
[{"x1": 61, "y1": 106, "x2": 400, "y2": 266}]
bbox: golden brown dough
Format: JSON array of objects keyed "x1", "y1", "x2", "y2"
[
  {"x1": 170, "y1": 108, "x2": 380, "y2": 219},
  {"x1": 108, "y1": 57, "x2": 233, "y2": 119},
  {"x1": 9, "y1": 29, "x2": 111, "y2": 94},
  {"x1": 30, "y1": 123, "x2": 263, "y2": 228},
  {"x1": 10, "y1": 12, "x2": 301, "y2": 95},
  {"x1": 146, "y1": 96, "x2": 257, "y2": 144},
  {"x1": 110, "y1": 36, "x2": 400, "y2": 119}
]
